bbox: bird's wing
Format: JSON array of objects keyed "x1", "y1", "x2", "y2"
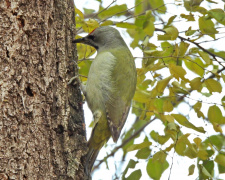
[
  {"x1": 103, "y1": 50, "x2": 136, "y2": 142},
  {"x1": 106, "y1": 99, "x2": 131, "y2": 142}
]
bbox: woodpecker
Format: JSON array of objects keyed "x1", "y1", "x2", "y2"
[{"x1": 73, "y1": 26, "x2": 137, "y2": 175}]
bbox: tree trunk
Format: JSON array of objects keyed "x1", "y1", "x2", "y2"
[{"x1": 0, "y1": 0, "x2": 86, "y2": 179}]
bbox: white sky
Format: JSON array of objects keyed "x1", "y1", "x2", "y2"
[{"x1": 74, "y1": 0, "x2": 225, "y2": 179}]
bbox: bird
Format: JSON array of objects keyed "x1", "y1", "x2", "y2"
[{"x1": 72, "y1": 26, "x2": 137, "y2": 176}]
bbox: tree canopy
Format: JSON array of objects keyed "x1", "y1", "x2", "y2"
[{"x1": 74, "y1": 0, "x2": 225, "y2": 179}]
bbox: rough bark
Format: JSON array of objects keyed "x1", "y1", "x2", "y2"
[{"x1": 0, "y1": 0, "x2": 86, "y2": 179}]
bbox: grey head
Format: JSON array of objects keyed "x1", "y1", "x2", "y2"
[{"x1": 73, "y1": 26, "x2": 127, "y2": 51}]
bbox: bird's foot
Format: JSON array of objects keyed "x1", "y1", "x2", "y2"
[{"x1": 67, "y1": 75, "x2": 80, "y2": 85}]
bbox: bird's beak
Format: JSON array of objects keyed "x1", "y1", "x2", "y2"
[
  {"x1": 72, "y1": 35, "x2": 98, "y2": 49},
  {"x1": 72, "y1": 37, "x2": 86, "y2": 44}
]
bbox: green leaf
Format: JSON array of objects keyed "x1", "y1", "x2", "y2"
[
  {"x1": 222, "y1": 74, "x2": 225, "y2": 83},
  {"x1": 122, "y1": 159, "x2": 138, "y2": 179},
  {"x1": 202, "y1": 160, "x2": 214, "y2": 177},
  {"x1": 203, "y1": 135, "x2": 224, "y2": 151},
  {"x1": 178, "y1": 41, "x2": 190, "y2": 57},
  {"x1": 181, "y1": 13, "x2": 195, "y2": 21},
  {"x1": 172, "y1": 114, "x2": 206, "y2": 133},
  {"x1": 134, "y1": 0, "x2": 143, "y2": 15},
  {"x1": 175, "y1": 134, "x2": 190, "y2": 156},
  {"x1": 143, "y1": 10, "x2": 155, "y2": 36},
  {"x1": 215, "y1": 154, "x2": 225, "y2": 167},
  {"x1": 184, "y1": 57, "x2": 205, "y2": 77},
  {"x1": 98, "y1": 4, "x2": 127, "y2": 19},
  {"x1": 218, "y1": 164, "x2": 225, "y2": 174},
  {"x1": 143, "y1": 20, "x2": 155, "y2": 36},
  {"x1": 208, "y1": 105, "x2": 224, "y2": 124},
  {"x1": 146, "y1": 158, "x2": 169, "y2": 180},
  {"x1": 185, "y1": 26, "x2": 197, "y2": 36},
  {"x1": 101, "y1": 20, "x2": 113, "y2": 26},
  {"x1": 125, "y1": 169, "x2": 142, "y2": 180},
  {"x1": 154, "y1": 98, "x2": 164, "y2": 113},
  {"x1": 185, "y1": 146, "x2": 197, "y2": 159},
  {"x1": 208, "y1": 8, "x2": 225, "y2": 25},
  {"x1": 135, "y1": 147, "x2": 151, "y2": 159},
  {"x1": 83, "y1": 8, "x2": 95, "y2": 15},
  {"x1": 126, "y1": 141, "x2": 152, "y2": 152},
  {"x1": 148, "y1": 0, "x2": 167, "y2": 14},
  {"x1": 199, "y1": 16, "x2": 218, "y2": 38},
  {"x1": 150, "y1": 131, "x2": 170, "y2": 145},
  {"x1": 167, "y1": 15, "x2": 177, "y2": 25},
  {"x1": 116, "y1": 22, "x2": 136, "y2": 29},
  {"x1": 193, "y1": 101, "x2": 205, "y2": 118},
  {"x1": 158, "y1": 26, "x2": 179, "y2": 40},
  {"x1": 204, "y1": 79, "x2": 222, "y2": 93},
  {"x1": 198, "y1": 51, "x2": 211, "y2": 64},
  {"x1": 188, "y1": 164, "x2": 195, "y2": 176},
  {"x1": 201, "y1": 166, "x2": 213, "y2": 178}
]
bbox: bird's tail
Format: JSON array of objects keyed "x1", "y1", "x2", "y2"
[
  {"x1": 84, "y1": 137, "x2": 110, "y2": 178},
  {"x1": 84, "y1": 112, "x2": 111, "y2": 178},
  {"x1": 85, "y1": 146, "x2": 100, "y2": 175}
]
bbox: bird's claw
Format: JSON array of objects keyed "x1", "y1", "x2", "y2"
[{"x1": 68, "y1": 75, "x2": 80, "y2": 85}]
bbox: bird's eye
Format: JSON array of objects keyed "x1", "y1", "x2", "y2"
[{"x1": 88, "y1": 35, "x2": 95, "y2": 40}]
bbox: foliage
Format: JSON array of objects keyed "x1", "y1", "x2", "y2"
[{"x1": 75, "y1": 0, "x2": 225, "y2": 179}]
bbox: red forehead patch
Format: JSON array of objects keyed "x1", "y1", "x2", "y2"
[{"x1": 89, "y1": 28, "x2": 96, "y2": 35}]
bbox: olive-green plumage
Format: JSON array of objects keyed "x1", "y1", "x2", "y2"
[{"x1": 73, "y1": 26, "x2": 136, "y2": 175}]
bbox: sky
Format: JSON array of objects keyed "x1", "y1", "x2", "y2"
[{"x1": 74, "y1": 0, "x2": 225, "y2": 179}]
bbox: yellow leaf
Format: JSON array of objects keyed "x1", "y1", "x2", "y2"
[
  {"x1": 164, "y1": 115, "x2": 174, "y2": 122},
  {"x1": 194, "y1": 137, "x2": 202, "y2": 148},
  {"x1": 204, "y1": 79, "x2": 222, "y2": 93},
  {"x1": 82, "y1": 19, "x2": 99, "y2": 33},
  {"x1": 212, "y1": 122, "x2": 223, "y2": 133},
  {"x1": 197, "y1": 150, "x2": 208, "y2": 160},
  {"x1": 165, "y1": 143, "x2": 174, "y2": 152},
  {"x1": 133, "y1": 89, "x2": 151, "y2": 103},
  {"x1": 190, "y1": 77, "x2": 202, "y2": 91},
  {"x1": 75, "y1": 7, "x2": 84, "y2": 19},
  {"x1": 169, "y1": 64, "x2": 188, "y2": 81},
  {"x1": 163, "y1": 100, "x2": 174, "y2": 112},
  {"x1": 155, "y1": 76, "x2": 172, "y2": 94}
]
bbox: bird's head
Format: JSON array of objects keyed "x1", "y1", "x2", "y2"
[{"x1": 73, "y1": 26, "x2": 126, "y2": 51}]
